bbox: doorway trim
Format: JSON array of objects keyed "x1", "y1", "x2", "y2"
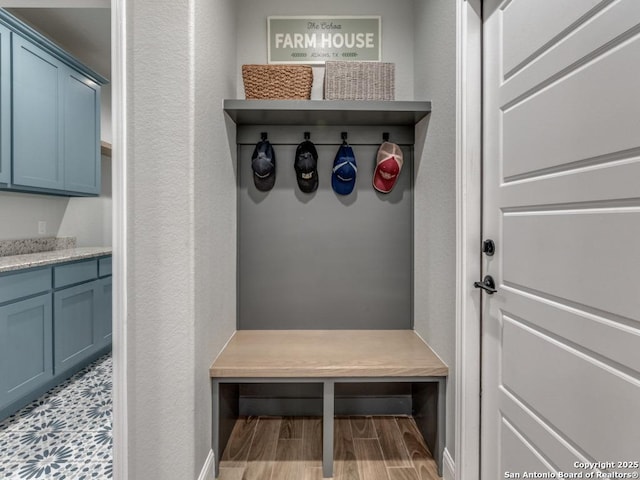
[
  {"x1": 455, "y1": 0, "x2": 482, "y2": 479},
  {"x1": 111, "y1": 0, "x2": 127, "y2": 478}
]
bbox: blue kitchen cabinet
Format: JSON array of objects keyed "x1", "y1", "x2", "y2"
[
  {"x1": 96, "y1": 276, "x2": 112, "y2": 348},
  {"x1": 64, "y1": 69, "x2": 101, "y2": 195},
  {"x1": 0, "y1": 23, "x2": 9, "y2": 185},
  {"x1": 12, "y1": 33, "x2": 65, "y2": 191},
  {"x1": 0, "y1": 255, "x2": 112, "y2": 420},
  {"x1": 96, "y1": 256, "x2": 112, "y2": 348},
  {"x1": 0, "y1": 8, "x2": 107, "y2": 196},
  {"x1": 0, "y1": 293, "x2": 53, "y2": 410},
  {"x1": 53, "y1": 276, "x2": 99, "y2": 375}
]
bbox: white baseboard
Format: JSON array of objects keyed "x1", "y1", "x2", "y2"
[
  {"x1": 443, "y1": 448, "x2": 455, "y2": 480},
  {"x1": 197, "y1": 449, "x2": 215, "y2": 480}
]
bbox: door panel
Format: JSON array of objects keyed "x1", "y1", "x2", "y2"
[
  {"x1": 501, "y1": 419, "x2": 554, "y2": 475},
  {"x1": 482, "y1": 1, "x2": 640, "y2": 478},
  {"x1": 499, "y1": 388, "x2": 586, "y2": 472},
  {"x1": 501, "y1": 0, "x2": 606, "y2": 78},
  {"x1": 501, "y1": 0, "x2": 640, "y2": 103},
  {"x1": 502, "y1": 210, "x2": 640, "y2": 319},
  {"x1": 502, "y1": 35, "x2": 640, "y2": 179},
  {"x1": 502, "y1": 317, "x2": 640, "y2": 461},
  {"x1": 501, "y1": 158, "x2": 640, "y2": 207},
  {"x1": 499, "y1": 289, "x2": 640, "y2": 373}
]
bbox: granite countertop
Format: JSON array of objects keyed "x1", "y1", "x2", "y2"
[{"x1": 0, "y1": 247, "x2": 112, "y2": 273}]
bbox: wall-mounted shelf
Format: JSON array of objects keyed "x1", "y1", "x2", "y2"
[{"x1": 223, "y1": 100, "x2": 431, "y2": 126}]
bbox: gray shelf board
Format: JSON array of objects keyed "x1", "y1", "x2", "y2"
[{"x1": 223, "y1": 100, "x2": 431, "y2": 126}]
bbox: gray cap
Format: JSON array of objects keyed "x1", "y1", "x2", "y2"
[{"x1": 251, "y1": 140, "x2": 276, "y2": 191}]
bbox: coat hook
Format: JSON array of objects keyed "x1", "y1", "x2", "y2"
[
  {"x1": 341, "y1": 131, "x2": 348, "y2": 144},
  {"x1": 261, "y1": 132, "x2": 268, "y2": 141},
  {"x1": 383, "y1": 132, "x2": 390, "y2": 142},
  {"x1": 304, "y1": 131, "x2": 310, "y2": 140}
]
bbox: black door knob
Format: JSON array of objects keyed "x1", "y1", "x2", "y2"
[{"x1": 474, "y1": 275, "x2": 497, "y2": 294}]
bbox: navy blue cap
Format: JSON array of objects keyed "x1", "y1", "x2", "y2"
[
  {"x1": 251, "y1": 140, "x2": 276, "y2": 191},
  {"x1": 294, "y1": 140, "x2": 319, "y2": 193},
  {"x1": 331, "y1": 144, "x2": 357, "y2": 195}
]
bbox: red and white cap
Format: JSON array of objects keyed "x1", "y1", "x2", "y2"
[{"x1": 373, "y1": 142, "x2": 404, "y2": 193}]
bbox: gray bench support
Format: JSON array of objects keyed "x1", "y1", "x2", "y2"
[{"x1": 323, "y1": 380, "x2": 335, "y2": 478}]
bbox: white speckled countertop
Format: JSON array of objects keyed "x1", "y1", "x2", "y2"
[{"x1": 0, "y1": 247, "x2": 112, "y2": 273}]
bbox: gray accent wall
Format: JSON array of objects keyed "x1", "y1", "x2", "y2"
[
  {"x1": 413, "y1": 0, "x2": 458, "y2": 461},
  {"x1": 237, "y1": 128, "x2": 413, "y2": 330}
]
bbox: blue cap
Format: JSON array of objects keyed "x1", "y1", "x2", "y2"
[{"x1": 331, "y1": 144, "x2": 357, "y2": 195}]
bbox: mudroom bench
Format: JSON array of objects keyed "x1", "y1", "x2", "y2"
[{"x1": 209, "y1": 329, "x2": 448, "y2": 478}]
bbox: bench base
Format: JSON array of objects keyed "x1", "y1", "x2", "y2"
[{"x1": 211, "y1": 376, "x2": 446, "y2": 479}]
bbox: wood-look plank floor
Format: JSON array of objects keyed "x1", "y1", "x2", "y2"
[{"x1": 218, "y1": 416, "x2": 441, "y2": 480}]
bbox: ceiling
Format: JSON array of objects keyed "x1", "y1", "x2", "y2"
[{"x1": 6, "y1": 7, "x2": 111, "y2": 80}]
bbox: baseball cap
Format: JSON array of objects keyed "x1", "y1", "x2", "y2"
[
  {"x1": 331, "y1": 144, "x2": 357, "y2": 195},
  {"x1": 373, "y1": 142, "x2": 403, "y2": 193},
  {"x1": 251, "y1": 140, "x2": 276, "y2": 191},
  {"x1": 294, "y1": 140, "x2": 319, "y2": 193}
]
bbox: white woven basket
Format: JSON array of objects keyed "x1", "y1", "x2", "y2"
[{"x1": 324, "y1": 61, "x2": 395, "y2": 101}]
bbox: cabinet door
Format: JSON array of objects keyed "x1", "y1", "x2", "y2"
[
  {"x1": 96, "y1": 276, "x2": 112, "y2": 348},
  {"x1": 53, "y1": 282, "x2": 98, "y2": 374},
  {"x1": 0, "y1": 293, "x2": 53, "y2": 409},
  {"x1": 0, "y1": 24, "x2": 10, "y2": 185},
  {"x1": 12, "y1": 34, "x2": 64, "y2": 190},
  {"x1": 64, "y1": 69, "x2": 101, "y2": 194}
]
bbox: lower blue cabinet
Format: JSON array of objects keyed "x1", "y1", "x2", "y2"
[
  {"x1": 0, "y1": 255, "x2": 111, "y2": 420},
  {"x1": 53, "y1": 281, "x2": 99, "y2": 375},
  {"x1": 0, "y1": 293, "x2": 53, "y2": 408},
  {"x1": 96, "y1": 276, "x2": 112, "y2": 348}
]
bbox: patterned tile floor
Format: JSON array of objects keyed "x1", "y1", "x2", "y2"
[{"x1": 0, "y1": 354, "x2": 112, "y2": 479}]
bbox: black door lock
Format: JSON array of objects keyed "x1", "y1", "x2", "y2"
[
  {"x1": 474, "y1": 275, "x2": 497, "y2": 294},
  {"x1": 482, "y1": 239, "x2": 495, "y2": 256}
]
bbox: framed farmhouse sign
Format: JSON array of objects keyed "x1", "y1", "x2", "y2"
[{"x1": 268, "y1": 16, "x2": 381, "y2": 64}]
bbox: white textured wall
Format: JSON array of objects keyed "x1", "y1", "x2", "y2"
[
  {"x1": 58, "y1": 154, "x2": 112, "y2": 246},
  {"x1": 413, "y1": 0, "x2": 457, "y2": 461},
  {"x1": 125, "y1": 0, "x2": 237, "y2": 477},
  {"x1": 235, "y1": 0, "x2": 415, "y2": 100},
  {"x1": 0, "y1": 159, "x2": 112, "y2": 246},
  {"x1": 193, "y1": 0, "x2": 237, "y2": 473},
  {"x1": 126, "y1": 1, "x2": 195, "y2": 477},
  {"x1": 0, "y1": 192, "x2": 68, "y2": 240}
]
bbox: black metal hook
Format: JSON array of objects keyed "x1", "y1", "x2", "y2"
[
  {"x1": 383, "y1": 132, "x2": 390, "y2": 142},
  {"x1": 304, "y1": 131, "x2": 310, "y2": 140},
  {"x1": 341, "y1": 131, "x2": 348, "y2": 144},
  {"x1": 261, "y1": 132, "x2": 268, "y2": 141}
]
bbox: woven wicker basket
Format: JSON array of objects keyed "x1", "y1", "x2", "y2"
[
  {"x1": 242, "y1": 64, "x2": 313, "y2": 100},
  {"x1": 324, "y1": 61, "x2": 395, "y2": 101}
]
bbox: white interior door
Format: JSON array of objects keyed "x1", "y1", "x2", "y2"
[{"x1": 481, "y1": 1, "x2": 640, "y2": 478}]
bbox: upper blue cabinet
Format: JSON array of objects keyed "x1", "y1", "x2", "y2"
[
  {"x1": 0, "y1": 9, "x2": 107, "y2": 197},
  {"x1": 0, "y1": 23, "x2": 10, "y2": 186}
]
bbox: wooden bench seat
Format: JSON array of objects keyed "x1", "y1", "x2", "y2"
[{"x1": 210, "y1": 330, "x2": 448, "y2": 478}]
